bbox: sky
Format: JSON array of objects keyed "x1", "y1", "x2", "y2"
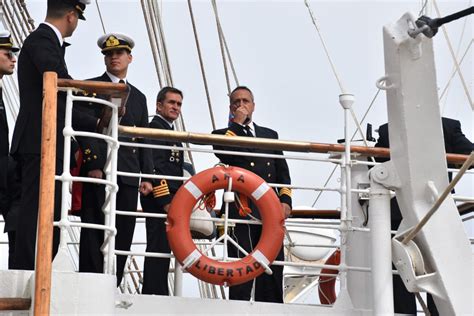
[{"x1": 0, "y1": 0, "x2": 473, "y2": 298}]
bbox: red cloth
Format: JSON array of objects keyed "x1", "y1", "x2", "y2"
[{"x1": 70, "y1": 149, "x2": 83, "y2": 216}]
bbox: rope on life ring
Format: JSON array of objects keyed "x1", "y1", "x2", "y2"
[
  {"x1": 166, "y1": 165, "x2": 285, "y2": 286},
  {"x1": 318, "y1": 249, "x2": 340, "y2": 304}
]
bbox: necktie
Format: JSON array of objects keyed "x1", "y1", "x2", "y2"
[
  {"x1": 244, "y1": 125, "x2": 253, "y2": 137},
  {"x1": 119, "y1": 79, "x2": 125, "y2": 84}
]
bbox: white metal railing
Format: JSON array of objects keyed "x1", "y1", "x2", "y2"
[{"x1": 46, "y1": 87, "x2": 474, "y2": 308}]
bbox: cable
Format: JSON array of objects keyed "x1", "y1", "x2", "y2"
[
  {"x1": 187, "y1": 0, "x2": 216, "y2": 130},
  {"x1": 95, "y1": 0, "x2": 107, "y2": 34}
]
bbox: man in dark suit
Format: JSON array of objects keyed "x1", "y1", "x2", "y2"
[
  {"x1": 9, "y1": 0, "x2": 97, "y2": 270},
  {"x1": 77, "y1": 33, "x2": 153, "y2": 287},
  {"x1": 375, "y1": 117, "x2": 473, "y2": 315},
  {"x1": 212, "y1": 86, "x2": 292, "y2": 303},
  {"x1": 140, "y1": 86, "x2": 184, "y2": 295},
  {"x1": 0, "y1": 31, "x2": 19, "y2": 268}
]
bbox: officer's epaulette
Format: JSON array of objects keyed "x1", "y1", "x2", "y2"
[
  {"x1": 225, "y1": 130, "x2": 236, "y2": 137},
  {"x1": 279, "y1": 187, "x2": 292, "y2": 198}
]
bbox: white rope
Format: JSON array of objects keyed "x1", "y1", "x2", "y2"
[
  {"x1": 433, "y1": 0, "x2": 473, "y2": 109},
  {"x1": 95, "y1": 0, "x2": 107, "y2": 34},
  {"x1": 211, "y1": 0, "x2": 231, "y2": 95},
  {"x1": 187, "y1": 0, "x2": 216, "y2": 130},
  {"x1": 303, "y1": 1, "x2": 370, "y2": 151},
  {"x1": 441, "y1": 39, "x2": 472, "y2": 114}
]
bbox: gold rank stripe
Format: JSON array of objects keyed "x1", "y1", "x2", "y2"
[
  {"x1": 279, "y1": 188, "x2": 292, "y2": 197},
  {"x1": 153, "y1": 187, "x2": 170, "y2": 194},
  {"x1": 225, "y1": 130, "x2": 236, "y2": 136},
  {"x1": 153, "y1": 188, "x2": 170, "y2": 197}
]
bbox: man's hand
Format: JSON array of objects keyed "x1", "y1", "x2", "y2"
[
  {"x1": 233, "y1": 105, "x2": 250, "y2": 125},
  {"x1": 139, "y1": 181, "x2": 153, "y2": 196},
  {"x1": 163, "y1": 203, "x2": 171, "y2": 213},
  {"x1": 281, "y1": 202, "x2": 291, "y2": 219},
  {"x1": 88, "y1": 169, "x2": 103, "y2": 179}
]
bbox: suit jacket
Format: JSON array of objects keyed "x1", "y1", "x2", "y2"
[
  {"x1": 77, "y1": 72, "x2": 153, "y2": 187},
  {"x1": 212, "y1": 122, "x2": 292, "y2": 219},
  {"x1": 375, "y1": 117, "x2": 473, "y2": 229},
  {"x1": 146, "y1": 115, "x2": 183, "y2": 207},
  {"x1": 0, "y1": 89, "x2": 8, "y2": 212},
  {"x1": 11, "y1": 23, "x2": 96, "y2": 158}
]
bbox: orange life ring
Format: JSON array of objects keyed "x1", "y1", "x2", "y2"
[
  {"x1": 318, "y1": 249, "x2": 340, "y2": 304},
  {"x1": 167, "y1": 165, "x2": 285, "y2": 286}
]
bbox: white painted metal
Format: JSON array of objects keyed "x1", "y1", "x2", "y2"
[
  {"x1": 346, "y1": 154, "x2": 373, "y2": 310},
  {"x1": 174, "y1": 261, "x2": 183, "y2": 297},
  {"x1": 383, "y1": 12, "x2": 472, "y2": 315},
  {"x1": 368, "y1": 165, "x2": 394, "y2": 315}
]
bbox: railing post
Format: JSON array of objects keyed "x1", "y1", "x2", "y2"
[{"x1": 34, "y1": 71, "x2": 58, "y2": 316}]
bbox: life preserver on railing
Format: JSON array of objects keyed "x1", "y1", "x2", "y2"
[
  {"x1": 166, "y1": 165, "x2": 285, "y2": 286},
  {"x1": 318, "y1": 249, "x2": 340, "y2": 305}
]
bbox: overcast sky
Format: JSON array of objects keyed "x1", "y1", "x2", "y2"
[{"x1": 1, "y1": 1, "x2": 472, "y2": 286}]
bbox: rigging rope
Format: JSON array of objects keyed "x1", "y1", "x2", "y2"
[
  {"x1": 211, "y1": 0, "x2": 231, "y2": 95},
  {"x1": 95, "y1": 0, "x2": 106, "y2": 34},
  {"x1": 311, "y1": 88, "x2": 381, "y2": 207},
  {"x1": 433, "y1": 0, "x2": 473, "y2": 109},
  {"x1": 441, "y1": 39, "x2": 472, "y2": 114},
  {"x1": 187, "y1": 0, "x2": 216, "y2": 130}
]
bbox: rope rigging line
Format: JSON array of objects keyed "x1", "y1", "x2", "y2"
[
  {"x1": 311, "y1": 88, "x2": 382, "y2": 207},
  {"x1": 211, "y1": 0, "x2": 231, "y2": 95},
  {"x1": 303, "y1": 1, "x2": 372, "y2": 150},
  {"x1": 16, "y1": 0, "x2": 35, "y2": 33},
  {"x1": 441, "y1": 39, "x2": 472, "y2": 114},
  {"x1": 140, "y1": 0, "x2": 164, "y2": 88},
  {"x1": 433, "y1": 0, "x2": 473, "y2": 109},
  {"x1": 150, "y1": 0, "x2": 174, "y2": 86},
  {"x1": 187, "y1": 0, "x2": 216, "y2": 130},
  {"x1": 95, "y1": 0, "x2": 106, "y2": 34}
]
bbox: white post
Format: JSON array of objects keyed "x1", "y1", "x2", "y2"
[
  {"x1": 368, "y1": 175, "x2": 393, "y2": 315},
  {"x1": 174, "y1": 260, "x2": 183, "y2": 296}
]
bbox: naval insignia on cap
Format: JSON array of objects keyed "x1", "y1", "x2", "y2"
[
  {"x1": 0, "y1": 30, "x2": 19, "y2": 52},
  {"x1": 97, "y1": 33, "x2": 135, "y2": 54}
]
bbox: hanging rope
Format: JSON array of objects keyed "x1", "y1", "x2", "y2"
[
  {"x1": 187, "y1": 0, "x2": 216, "y2": 130},
  {"x1": 151, "y1": 0, "x2": 174, "y2": 86},
  {"x1": 95, "y1": 0, "x2": 107, "y2": 34},
  {"x1": 433, "y1": 0, "x2": 473, "y2": 109},
  {"x1": 211, "y1": 0, "x2": 231, "y2": 95},
  {"x1": 140, "y1": 0, "x2": 164, "y2": 88}
]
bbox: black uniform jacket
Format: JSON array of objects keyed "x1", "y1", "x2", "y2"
[
  {"x1": 147, "y1": 115, "x2": 183, "y2": 207},
  {"x1": 11, "y1": 23, "x2": 97, "y2": 157},
  {"x1": 212, "y1": 122, "x2": 292, "y2": 218},
  {"x1": 375, "y1": 117, "x2": 473, "y2": 229},
  {"x1": 77, "y1": 72, "x2": 153, "y2": 187},
  {"x1": 0, "y1": 90, "x2": 9, "y2": 212}
]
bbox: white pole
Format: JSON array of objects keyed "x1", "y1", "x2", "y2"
[
  {"x1": 368, "y1": 178, "x2": 394, "y2": 315},
  {"x1": 174, "y1": 260, "x2": 183, "y2": 296}
]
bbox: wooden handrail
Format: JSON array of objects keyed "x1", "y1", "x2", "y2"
[
  {"x1": 34, "y1": 72, "x2": 57, "y2": 315},
  {"x1": 117, "y1": 126, "x2": 471, "y2": 165},
  {"x1": 57, "y1": 78, "x2": 128, "y2": 98},
  {"x1": 0, "y1": 298, "x2": 32, "y2": 311}
]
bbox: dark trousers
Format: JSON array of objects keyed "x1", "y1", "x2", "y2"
[
  {"x1": 228, "y1": 223, "x2": 284, "y2": 303},
  {"x1": 12, "y1": 154, "x2": 62, "y2": 270},
  {"x1": 140, "y1": 195, "x2": 170, "y2": 295},
  {"x1": 7, "y1": 231, "x2": 15, "y2": 269},
  {"x1": 79, "y1": 178, "x2": 138, "y2": 287}
]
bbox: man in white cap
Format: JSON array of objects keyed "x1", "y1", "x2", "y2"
[
  {"x1": 77, "y1": 33, "x2": 153, "y2": 286},
  {"x1": 0, "y1": 30, "x2": 19, "y2": 268},
  {"x1": 10, "y1": 0, "x2": 97, "y2": 270}
]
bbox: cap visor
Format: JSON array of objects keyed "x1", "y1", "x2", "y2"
[{"x1": 78, "y1": 13, "x2": 86, "y2": 20}]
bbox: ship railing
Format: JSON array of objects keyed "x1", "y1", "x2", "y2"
[
  {"x1": 114, "y1": 126, "x2": 472, "y2": 303},
  {"x1": 33, "y1": 72, "x2": 127, "y2": 315},
  {"x1": 33, "y1": 72, "x2": 473, "y2": 311}
]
